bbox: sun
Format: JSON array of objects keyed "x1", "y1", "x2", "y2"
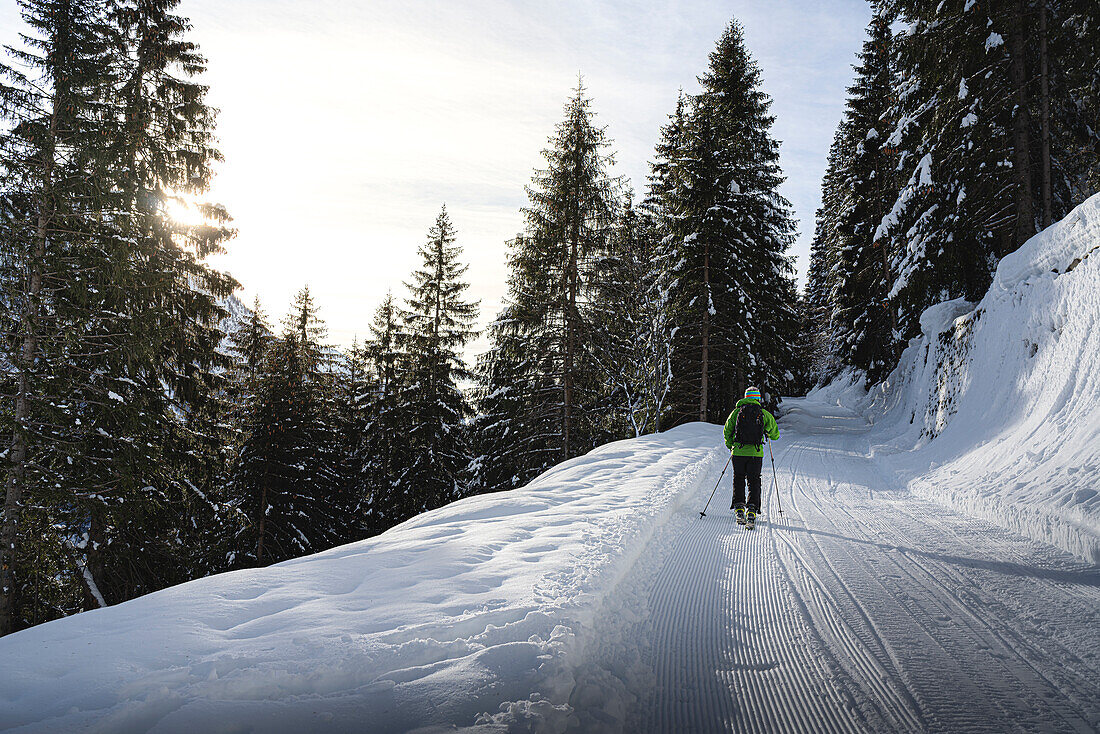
[{"x1": 163, "y1": 191, "x2": 209, "y2": 227}]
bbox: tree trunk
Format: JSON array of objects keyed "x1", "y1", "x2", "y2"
[
  {"x1": 0, "y1": 103, "x2": 57, "y2": 637},
  {"x1": 1039, "y1": 0, "x2": 1053, "y2": 229},
  {"x1": 563, "y1": 223, "x2": 578, "y2": 461},
  {"x1": 699, "y1": 244, "x2": 710, "y2": 423},
  {"x1": 82, "y1": 508, "x2": 108, "y2": 610},
  {"x1": 255, "y1": 471, "x2": 269, "y2": 565},
  {"x1": 1008, "y1": 0, "x2": 1035, "y2": 250}
]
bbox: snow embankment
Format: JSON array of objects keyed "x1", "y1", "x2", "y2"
[
  {"x1": 0, "y1": 425, "x2": 719, "y2": 734},
  {"x1": 815, "y1": 193, "x2": 1100, "y2": 563}
]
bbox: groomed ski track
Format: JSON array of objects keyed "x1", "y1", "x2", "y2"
[{"x1": 582, "y1": 396, "x2": 1100, "y2": 733}]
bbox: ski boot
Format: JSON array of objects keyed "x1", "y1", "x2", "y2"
[
  {"x1": 745, "y1": 509, "x2": 757, "y2": 530},
  {"x1": 734, "y1": 506, "x2": 746, "y2": 525}
]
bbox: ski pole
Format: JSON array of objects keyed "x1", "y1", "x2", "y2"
[
  {"x1": 768, "y1": 438, "x2": 783, "y2": 516},
  {"x1": 699, "y1": 454, "x2": 733, "y2": 518}
]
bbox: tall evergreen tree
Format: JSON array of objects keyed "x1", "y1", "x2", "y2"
[
  {"x1": 0, "y1": 0, "x2": 236, "y2": 632},
  {"x1": 0, "y1": 0, "x2": 117, "y2": 632},
  {"x1": 659, "y1": 21, "x2": 800, "y2": 421},
  {"x1": 360, "y1": 293, "x2": 412, "y2": 531},
  {"x1": 521, "y1": 80, "x2": 620, "y2": 458},
  {"x1": 227, "y1": 288, "x2": 343, "y2": 566},
  {"x1": 877, "y1": 0, "x2": 1099, "y2": 340},
  {"x1": 829, "y1": 9, "x2": 902, "y2": 383},
  {"x1": 589, "y1": 194, "x2": 676, "y2": 436},
  {"x1": 397, "y1": 206, "x2": 479, "y2": 516},
  {"x1": 804, "y1": 126, "x2": 853, "y2": 385},
  {"x1": 473, "y1": 80, "x2": 620, "y2": 491}
]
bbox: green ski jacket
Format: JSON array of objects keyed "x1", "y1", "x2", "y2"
[{"x1": 723, "y1": 398, "x2": 779, "y2": 458}]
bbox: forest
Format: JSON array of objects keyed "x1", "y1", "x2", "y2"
[{"x1": 1, "y1": 0, "x2": 1096, "y2": 637}]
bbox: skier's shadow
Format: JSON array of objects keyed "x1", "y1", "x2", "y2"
[{"x1": 773, "y1": 522, "x2": 1100, "y2": 588}]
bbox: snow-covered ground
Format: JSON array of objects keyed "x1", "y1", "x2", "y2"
[
  {"x1": 0, "y1": 426, "x2": 720, "y2": 733},
  {"x1": 2, "y1": 199, "x2": 1098, "y2": 733},
  {"x1": 3, "y1": 407, "x2": 1098, "y2": 733},
  {"x1": 817, "y1": 192, "x2": 1100, "y2": 563}
]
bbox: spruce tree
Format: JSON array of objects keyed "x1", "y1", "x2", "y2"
[
  {"x1": 829, "y1": 9, "x2": 902, "y2": 383},
  {"x1": 659, "y1": 21, "x2": 800, "y2": 421},
  {"x1": 228, "y1": 288, "x2": 344, "y2": 565},
  {"x1": 0, "y1": 0, "x2": 118, "y2": 633},
  {"x1": 877, "y1": 0, "x2": 1099, "y2": 340},
  {"x1": 398, "y1": 206, "x2": 479, "y2": 516},
  {"x1": 59, "y1": 0, "x2": 236, "y2": 610},
  {"x1": 804, "y1": 127, "x2": 853, "y2": 386},
  {"x1": 519, "y1": 80, "x2": 619, "y2": 458},
  {"x1": 589, "y1": 194, "x2": 676, "y2": 436},
  {"x1": 360, "y1": 293, "x2": 411, "y2": 531}
]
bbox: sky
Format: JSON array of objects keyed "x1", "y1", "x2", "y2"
[{"x1": 0, "y1": 0, "x2": 872, "y2": 351}]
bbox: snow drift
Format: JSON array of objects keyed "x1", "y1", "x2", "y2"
[
  {"x1": 0, "y1": 425, "x2": 720, "y2": 734},
  {"x1": 813, "y1": 193, "x2": 1100, "y2": 563}
]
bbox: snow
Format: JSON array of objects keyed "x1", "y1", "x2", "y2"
[
  {"x1": 916, "y1": 153, "x2": 933, "y2": 188},
  {"x1": 816, "y1": 194, "x2": 1100, "y2": 563},
  {"x1": 985, "y1": 32, "x2": 1004, "y2": 51},
  {"x1": 0, "y1": 426, "x2": 719, "y2": 733},
  {"x1": 5, "y1": 407, "x2": 1098, "y2": 731}
]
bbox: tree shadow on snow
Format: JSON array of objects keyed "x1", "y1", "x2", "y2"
[{"x1": 774, "y1": 522, "x2": 1100, "y2": 588}]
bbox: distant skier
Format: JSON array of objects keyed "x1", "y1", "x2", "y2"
[{"x1": 724, "y1": 386, "x2": 779, "y2": 528}]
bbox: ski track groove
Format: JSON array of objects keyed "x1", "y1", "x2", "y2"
[
  {"x1": 594, "y1": 402, "x2": 1100, "y2": 733},
  {"x1": 632, "y1": 463, "x2": 867, "y2": 733}
]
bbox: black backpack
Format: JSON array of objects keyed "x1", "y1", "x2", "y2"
[{"x1": 733, "y1": 402, "x2": 764, "y2": 446}]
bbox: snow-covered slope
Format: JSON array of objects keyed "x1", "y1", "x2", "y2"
[
  {"x1": 0, "y1": 426, "x2": 719, "y2": 733},
  {"x1": 813, "y1": 193, "x2": 1100, "y2": 563}
]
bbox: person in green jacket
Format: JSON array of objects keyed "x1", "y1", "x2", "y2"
[{"x1": 723, "y1": 386, "x2": 779, "y2": 523}]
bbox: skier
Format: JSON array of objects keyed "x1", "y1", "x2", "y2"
[{"x1": 723, "y1": 386, "x2": 779, "y2": 528}]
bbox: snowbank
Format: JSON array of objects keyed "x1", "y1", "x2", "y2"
[
  {"x1": 812, "y1": 194, "x2": 1100, "y2": 563},
  {"x1": 0, "y1": 425, "x2": 719, "y2": 733}
]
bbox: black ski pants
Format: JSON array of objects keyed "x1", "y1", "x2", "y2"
[{"x1": 730, "y1": 454, "x2": 763, "y2": 512}]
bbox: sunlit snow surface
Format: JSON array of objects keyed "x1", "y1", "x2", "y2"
[
  {"x1": 2, "y1": 197, "x2": 1099, "y2": 733},
  {"x1": 0, "y1": 427, "x2": 719, "y2": 733},
  {"x1": 827, "y1": 191, "x2": 1100, "y2": 563}
]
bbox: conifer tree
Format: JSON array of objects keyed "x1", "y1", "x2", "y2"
[
  {"x1": 397, "y1": 206, "x2": 479, "y2": 515},
  {"x1": 877, "y1": 0, "x2": 1099, "y2": 339},
  {"x1": 0, "y1": 0, "x2": 118, "y2": 633},
  {"x1": 659, "y1": 21, "x2": 800, "y2": 420},
  {"x1": 520, "y1": 80, "x2": 619, "y2": 458},
  {"x1": 590, "y1": 194, "x2": 676, "y2": 436},
  {"x1": 59, "y1": 0, "x2": 236, "y2": 610},
  {"x1": 1, "y1": 0, "x2": 237, "y2": 629},
  {"x1": 829, "y1": 9, "x2": 902, "y2": 383},
  {"x1": 358, "y1": 294, "x2": 408, "y2": 530},
  {"x1": 228, "y1": 288, "x2": 343, "y2": 565},
  {"x1": 804, "y1": 127, "x2": 853, "y2": 385}
]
